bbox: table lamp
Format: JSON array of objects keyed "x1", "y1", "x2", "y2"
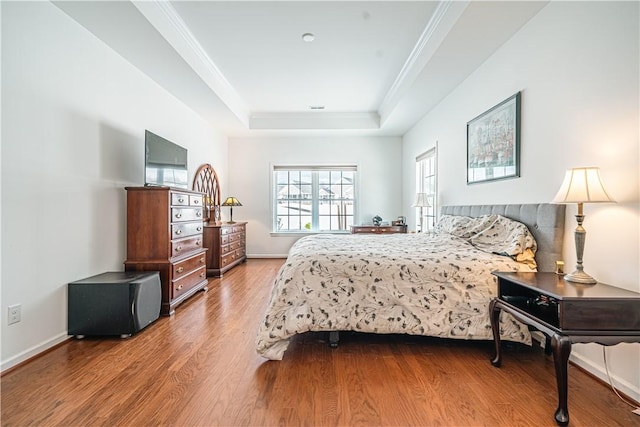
[
  {"x1": 552, "y1": 167, "x2": 614, "y2": 284},
  {"x1": 222, "y1": 197, "x2": 242, "y2": 224}
]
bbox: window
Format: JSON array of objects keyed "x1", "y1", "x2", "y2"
[
  {"x1": 273, "y1": 166, "x2": 356, "y2": 233},
  {"x1": 416, "y1": 145, "x2": 438, "y2": 232}
]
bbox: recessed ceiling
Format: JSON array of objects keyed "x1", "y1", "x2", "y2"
[{"x1": 54, "y1": 1, "x2": 549, "y2": 137}]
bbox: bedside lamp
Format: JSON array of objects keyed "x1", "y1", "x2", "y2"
[
  {"x1": 222, "y1": 197, "x2": 242, "y2": 224},
  {"x1": 552, "y1": 167, "x2": 614, "y2": 284},
  {"x1": 412, "y1": 193, "x2": 431, "y2": 233}
]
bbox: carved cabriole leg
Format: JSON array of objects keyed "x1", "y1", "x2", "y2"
[
  {"x1": 489, "y1": 299, "x2": 502, "y2": 367},
  {"x1": 551, "y1": 334, "x2": 572, "y2": 426}
]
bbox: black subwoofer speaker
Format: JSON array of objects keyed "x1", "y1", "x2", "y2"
[{"x1": 68, "y1": 271, "x2": 161, "y2": 338}]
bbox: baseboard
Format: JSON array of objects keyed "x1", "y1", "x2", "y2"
[
  {"x1": 247, "y1": 254, "x2": 288, "y2": 259},
  {"x1": 1, "y1": 332, "x2": 70, "y2": 374},
  {"x1": 570, "y1": 351, "x2": 640, "y2": 404}
]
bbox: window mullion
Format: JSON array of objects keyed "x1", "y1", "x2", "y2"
[{"x1": 312, "y1": 171, "x2": 319, "y2": 231}]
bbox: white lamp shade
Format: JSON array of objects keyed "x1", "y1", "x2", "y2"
[
  {"x1": 412, "y1": 193, "x2": 431, "y2": 207},
  {"x1": 552, "y1": 167, "x2": 614, "y2": 204}
]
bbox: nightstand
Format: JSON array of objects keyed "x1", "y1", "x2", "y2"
[
  {"x1": 350, "y1": 225, "x2": 407, "y2": 234},
  {"x1": 490, "y1": 271, "x2": 640, "y2": 426}
]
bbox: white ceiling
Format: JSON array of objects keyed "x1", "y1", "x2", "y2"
[{"x1": 54, "y1": 1, "x2": 548, "y2": 137}]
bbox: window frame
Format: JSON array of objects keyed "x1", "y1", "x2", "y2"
[
  {"x1": 415, "y1": 144, "x2": 438, "y2": 232},
  {"x1": 271, "y1": 164, "x2": 358, "y2": 235}
]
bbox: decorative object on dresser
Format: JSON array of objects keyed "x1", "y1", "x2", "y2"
[
  {"x1": 350, "y1": 225, "x2": 407, "y2": 234},
  {"x1": 490, "y1": 272, "x2": 640, "y2": 426},
  {"x1": 124, "y1": 187, "x2": 208, "y2": 316},
  {"x1": 222, "y1": 196, "x2": 243, "y2": 223},
  {"x1": 192, "y1": 163, "x2": 221, "y2": 224},
  {"x1": 412, "y1": 192, "x2": 430, "y2": 232},
  {"x1": 467, "y1": 92, "x2": 521, "y2": 184},
  {"x1": 552, "y1": 167, "x2": 614, "y2": 284},
  {"x1": 203, "y1": 222, "x2": 247, "y2": 277}
]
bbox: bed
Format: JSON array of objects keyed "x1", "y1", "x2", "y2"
[{"x1": 256, "y1": 203, "x2": 565, "y2": 360}]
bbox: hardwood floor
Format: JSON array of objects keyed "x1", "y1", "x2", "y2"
[{"x1": 2, "y1": 258, "x2": 638, "y2": 426}]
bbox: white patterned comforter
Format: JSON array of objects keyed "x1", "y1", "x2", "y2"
[{"x1": 256, "y1": 232, "x2": 534, "y2": 360}]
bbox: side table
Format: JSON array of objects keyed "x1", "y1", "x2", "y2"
[{"x1": 490, "y1": 271, "x2": 640, "y2": 426}]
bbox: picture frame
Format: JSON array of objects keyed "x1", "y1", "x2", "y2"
[{"x1": 467, "y1": 92, "x2": 521, "y2": 184}]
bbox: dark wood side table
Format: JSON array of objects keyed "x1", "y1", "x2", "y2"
[
  {"x1": 350, "y1": 225, "x2": 407, "y2": 234},
  {"x1": 490, "y1": 272, "x2": 640, "y2": 426}
]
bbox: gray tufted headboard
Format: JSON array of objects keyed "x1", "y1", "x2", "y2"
[{"x1": 440, "y1": 204, "x2": 566, "y2": 272}]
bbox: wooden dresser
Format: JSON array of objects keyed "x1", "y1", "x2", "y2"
[
  {"x1": 350, "y1": 225, "x2": 408, "y2": 234},
  {"x1": 124, "y1": 187, "x2": 208, "y2": 316},
  {"x1": 203, "y1": 222, "x2": 247, "y2": 277}
]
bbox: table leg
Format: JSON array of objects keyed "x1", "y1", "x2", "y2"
[
  {"x1": 489, "y1": 299, "x2": 502, "y2": 367},
  {"x1": 551, "y1": 333, "x2": 572, "y2": 426}
]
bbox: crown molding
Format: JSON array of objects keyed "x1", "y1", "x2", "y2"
[
  {"x1": 132, "y1": 0, "x2": 250, "y2": 126},
  {"x1": 378, "y1": 0, "x2": 469, "y2": 125}
]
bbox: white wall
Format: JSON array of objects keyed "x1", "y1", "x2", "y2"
[
  {"x1": 228, "y1": 136, "x2": 402, "y2": 256},
  {"x1": 402, "y1": 1, "x2": 639, "y2": 401},
  {"x1": 1, "y1": 2, "x2": 228, "y2": 371}
]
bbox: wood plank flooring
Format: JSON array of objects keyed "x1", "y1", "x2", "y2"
[{"x1": 2, "y1": 258, "x2": 638, "y2": 426}]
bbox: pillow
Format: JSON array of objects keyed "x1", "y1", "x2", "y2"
[
  {"x1": 435, "y1": 215, "x2": 476, "y2": 238},
  {"x1": 436, "y1": 214, "x2": 538, "y2": 268}
]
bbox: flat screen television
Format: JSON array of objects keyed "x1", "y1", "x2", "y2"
[{"x1": 144, "y1": 130, "x2": 188, "y2": 189}]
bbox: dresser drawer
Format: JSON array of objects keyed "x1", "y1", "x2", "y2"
[
  {"x1": 172, "y1": 207, "x2": 203, "y2": 222},
  {"x1": 190, "y1": 194, "x2": 203, "y2": 207},
  {"x1": 221, "y1": 234, "x2": 229, "y2": 245},
  {"x1": 228, "y1": 232, "x2": 242, "y2": 243},
  {"x1": 172, "y1": 235, "x2": 203, "y2": 256},
  {"x1": 172, "y1": 252, "x2": 206, "y2": 279},
  {"x1": 221, "y1": 251, "x2": 239, "y2": 268},
  {"x1": 171, "y1": 192, "x2": 190, "y2": 206},
  {"x1": 172, "y1": 266, "x2": 207, "y2": 299},
  {"x1": 220, "y1": 243, "x2": 233, "y2": 256},
  {"x1": 172, "y1": 222, "x2": 204, "y2": 239}
]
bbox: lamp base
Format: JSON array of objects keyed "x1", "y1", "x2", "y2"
[
  {"x1": 564, "y1": 270, "x2": 597, "y2": 285},
  {"x1": 226, "y1": 221, "x2": 236, "y2": 224}
]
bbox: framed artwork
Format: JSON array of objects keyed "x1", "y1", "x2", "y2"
[{"x1": 467, "y1": 92, "x2": 521, "y2": 184}]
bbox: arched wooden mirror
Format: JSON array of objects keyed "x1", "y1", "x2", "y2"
[{"x1": 192, "y1": 163, "x2": 221, "y2": 224}]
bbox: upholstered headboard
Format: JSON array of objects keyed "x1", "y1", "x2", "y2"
[{"x1": 440, "y1": 204, "x2": 566, "y2": 272}]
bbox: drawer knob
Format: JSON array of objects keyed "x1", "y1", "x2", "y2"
[
  {"x1": 177, "y1": 267, "x2": 184, "y2": 273},
  {"x1": 196, "y1": 211, "x2": 202, "y2": 217},
  {"x1": 175, "y1": 229, "x2": 182, "y2": 235},
  {"x1": 175, "y1": 246, "x2": 182, "y2": 252},
  {"x1": 199, "y1": 258, "x2": 205, "y2": 264},
  {"x1": 194, "y1": 199, "x2": 200, "y2": 204},
  {"x1": 178, "y1": 198, "x2": 185, "y2": 203},
  {"x1": 200, "y1": 272, "x2": 205, "y2": 278},
  {"x1": 177, "y1": 284, "x2": 183, "y2": 291},
  {"x1": 196, "y1": 240, "x2": 201, "y2": 246},
  {"x1": 175, "y1": 213, "x2": 182, "y2": 219},
  {"x1": 197, "y1": 226, "x2": 202, "y2": 231}
]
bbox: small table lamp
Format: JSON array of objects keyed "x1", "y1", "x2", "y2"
[
  {"x1": 222, "y1": 197, "x2": 242, "y2": 224},
  {"x1": 412, "y1": 193, "x2": 431, "y2": 233},
  {"x1": 552, "y1": 167, "x2": 614, "y2": 284}
]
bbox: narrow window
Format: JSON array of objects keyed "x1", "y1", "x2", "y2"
[{"x1": 415, "y1": 145, "x2": 438, "y2": 232}]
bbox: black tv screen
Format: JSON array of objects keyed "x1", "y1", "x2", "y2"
[{"x1": 144, "y1": 130, "x2": 188, "y2": 189}]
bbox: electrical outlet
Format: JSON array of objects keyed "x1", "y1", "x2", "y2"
[{"x1": 8, "y1": 304, "x2": 21, "y2": 325}]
